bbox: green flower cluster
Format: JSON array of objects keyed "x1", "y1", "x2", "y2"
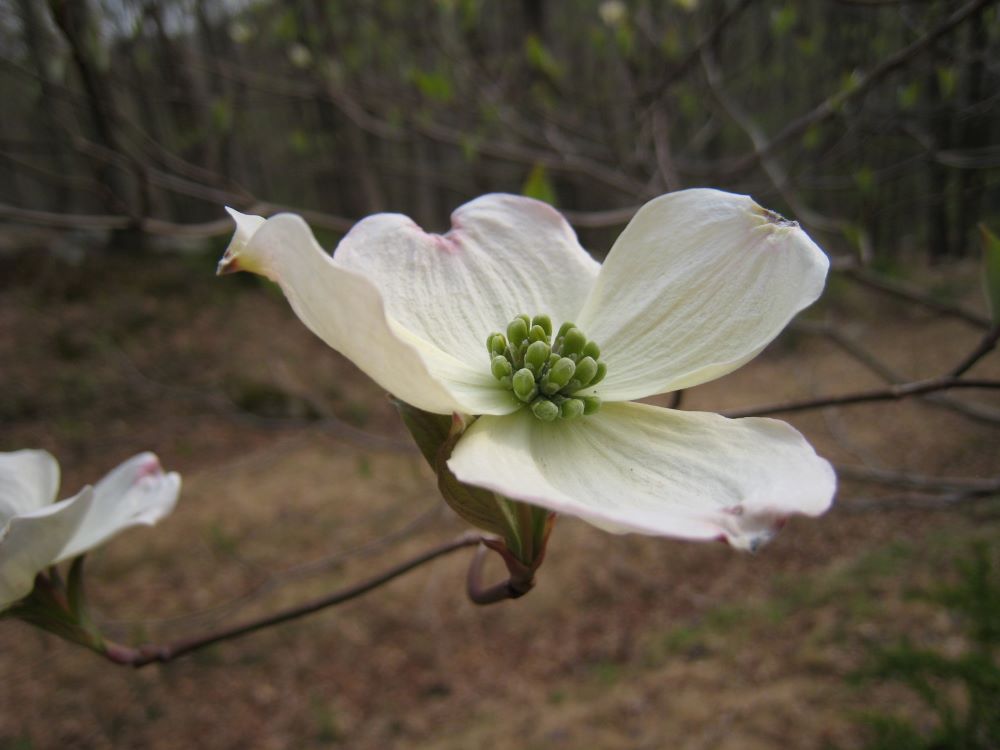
[{"x1": 486, "y1": 314, "x2": 606, "y2": 421}]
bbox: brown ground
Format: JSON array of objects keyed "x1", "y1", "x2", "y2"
[{"x1": 0, "y1": 245, "x2": 997, "y2": 749}]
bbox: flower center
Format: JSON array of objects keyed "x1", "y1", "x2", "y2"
[{"x1": 486, "y1": 314, "x2": 606, "y2": 421}]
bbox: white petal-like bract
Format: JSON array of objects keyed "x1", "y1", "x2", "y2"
[
  {"x1": 55, "y1": 453, "x2": 181, "y2": 563},
  {"x1": 0, "y1": 450, "x2": 60, "y2": 521},
  {"x1": 0, "y1": 452, "x2": 181, "y2": 610},
  {"x1": 334, "y1": 194, "x2": 599, "y2": 372},
  {"x1": 448, "y1": 402, "x2": 835, "y2": 550},
  {"x1": 219, "y1": 210, "x2": 518, "y2": 416},
  {"x1": 577, "y1": 189, "x2": 829, "y2": 401}
]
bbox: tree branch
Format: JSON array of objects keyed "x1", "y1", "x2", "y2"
[
  {"x1": 723, "y1": 0, "x2": 995, "y2": 176},
  {"x1": 837, "y1": 266, "x2": 993, "y2": 330},
  {"x1": 101, "y1": 533, "x2": 483, "y2": 668},
  {"x1": 724, "y1": 376, "x2": 1000, "y2": 419}
]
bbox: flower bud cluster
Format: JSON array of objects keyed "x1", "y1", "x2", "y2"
[{"x1": 486, "y1": 314, "x2": 606, "y2": 421}]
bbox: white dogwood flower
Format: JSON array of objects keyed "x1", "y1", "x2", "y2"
[
  {"x1": 0, "y1": 451, "x2": 180, "y2": 609},
  {"x1": 219, "y1": 189, "x2": 835, "y2": 550}
]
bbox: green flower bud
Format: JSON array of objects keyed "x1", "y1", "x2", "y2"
[
  {"x1": 532, "y1": 314, "x2": 553, "y2": 338},
  {"x1": 582, "y1": 341, "x2": 600, "y2": 360},
  {"x1": 560, "y1": 398, "x2": 585, "y2": 419},
  {"x1": 573, "y1": 356, "x2": 598, "y2": 386},
  {"x1": 545, "y1": 357, "x2": 576, "y2": 390},
  {"x1": 524, "y1": 340, "x2": 550, "y2": 374},
  {"x1": 561, "y1": 327, "x2": 587, "y2": 358},
  {"x1": 491, "y1": 355, "x2": 512, "y2": 381},
  {"x1": 512, "y1": 368, "x2": 538, "y2": 403},
  {"x1": 507, "y1": 317, "x2": 529, "y2": 347},
  {"x1": 531, "y1": 399, "x2": 559, "y2": 422},
  {"x1": 486, "y1": 332, "x2": 507, "y2": 357},
  {"x1": 529, "y1": 324, "x2": 549, "y2": 343},
  {"x1": 582, "y1": 396, "x2": 602, "y2": 415},
  {"x1": 591, "y1": 361, "x2": 607, "y2": 385}
]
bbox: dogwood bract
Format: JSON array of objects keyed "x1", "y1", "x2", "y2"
[
  {"x1": 218, "y1": 189, "x2": 835, "y2": 550},
  {"x1": 0, "y1": 451, "x2": 180, "y2": 609}
]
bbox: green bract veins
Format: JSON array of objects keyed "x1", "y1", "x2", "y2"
[{"x1": 486, "y1": 314, "x2": 606, "y2": 421}]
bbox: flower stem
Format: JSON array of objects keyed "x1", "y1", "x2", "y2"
[
  {"x1": 101, "y1": 532, "x2": 483, "y2": 668},
  {"x1": 465, "y1": 543, "x2": 535, "y2": 605}
]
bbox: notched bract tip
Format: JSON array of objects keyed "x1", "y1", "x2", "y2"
[
  {"x1": 216, "y1": 254, "x2": 241, "y2": 276},
  {"x1": 750, "y1": 203, "x2": 799, "y2": 231}
]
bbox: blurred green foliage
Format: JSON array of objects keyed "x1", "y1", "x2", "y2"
[{"x1": 850, "y1": 545, "x2": 1000, "y2": 750}]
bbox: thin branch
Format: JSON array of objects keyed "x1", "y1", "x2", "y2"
[
  {"x1": 793, "y1": 320, "x2": 1000, "y2": 424},
  {"x1": 836, "y1": 464, "x2": 1000, "y2": 493},
  {"x1": 636, "y1": 0, "x2": 757, "y2": 102},
  {"x1": 724, "y1": 376, "x2": 1000, "y2": 418},
  {"x1": 700, "y1": 43, "x2": 854, "y2": 239},
  {"x1": 0, "y1": 201, "x2": 352, "y2": 238},
  {"x1": 838, "y1": 266, "x2": 993, "y2": 329},
  {"x1": 950, "y1": 323, "x2": 1000, "y2": 377},
  {"x1": 844, "y1": 486, "x2": 1000, "y2": 512},
  {"x1": 102, "y1": 533, "x2": 482, "y2": 668},
  {"x1": 723, "y1": 0, "x2": 995, "y2": 175}
]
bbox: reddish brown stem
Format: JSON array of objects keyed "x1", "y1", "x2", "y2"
[
  {"x1": 465, "y1": 544, "x2": 535, "y2": 605},
  {"x1": 102, "y1": 533, "x2": 483, "y2": 668}
]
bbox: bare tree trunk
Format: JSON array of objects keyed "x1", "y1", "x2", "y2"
[
  {"x1": 955, "y1": 7, "x2": 988, "y2": 257},
  {"x1": 16, "y1": 0, "x2": 74, "y2": 212},
  {"x1": 47, "y1": 0, "x2": 148, "y2": 251}
]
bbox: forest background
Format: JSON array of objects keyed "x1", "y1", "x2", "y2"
[{"x1": 0, "y1": 1, "x2": 998, "y2": 749}]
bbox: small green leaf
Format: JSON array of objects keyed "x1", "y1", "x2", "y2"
[
  {"x1": 937, "y1": 66, "x2": 957, "y2": 99},
  {"x1": 522, "y1": 163, "x2": 557, "y2": 206},
  {"x1": 897, "y1": 81, "x2": 921, "y2": 111},
  {"x1": 853, "y1": 165, "x2": 875, "y2": 196},
  {"x1": 210, "y1": 98, "x2": 232, "y2": 133},
  {"x1": 412, "y1": 69, "x2": 454, "y2": 102},
  {"x1": 771, "y1": 5, "x2": 796, "y2": 36},
  {"x1": 524, "y1": 35, "x2": 563, "y2": 80},
  {"x1": 980, "y1": 224, "x2": 1000, "y2": 324},
  {"x1": 802, "y1": 124, "x2": 822, "y2": 150}
]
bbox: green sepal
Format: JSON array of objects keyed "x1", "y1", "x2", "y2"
[
  {"x1": 393, "y1": 400, "x2": 553, "y2": 567},
  {"x1": 394, "y1": 398, "x2": 453, "y2": 467},
  {"x1": 4, "y1": 569, "x2": 104, "y2": 653},
  {"x1": 393, "y1": 400, "x2": 521, "y2": 546},
  {"x1": 980, "y1": 224, "x2": 1000, "y2": 324}
]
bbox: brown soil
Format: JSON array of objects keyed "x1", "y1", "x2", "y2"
[{"x1": 0, "y1": 248, "x2": 997, "y2": 749}]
